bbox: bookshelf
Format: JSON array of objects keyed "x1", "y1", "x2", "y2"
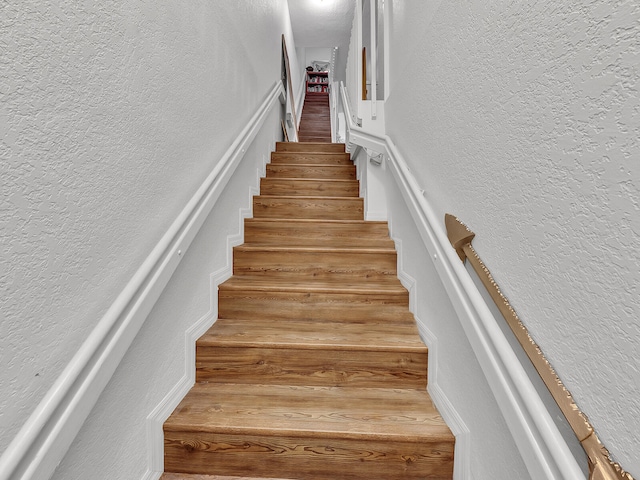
[{"x1": 306, "y1": 71, "x2": 329, "y2": 95}]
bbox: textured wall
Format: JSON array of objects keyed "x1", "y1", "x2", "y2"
[
  {"x1": 386, "y1": 0, "x2": 639, "y2": 476},
  {"x1": 0, "y1": 0, "x2": 295, "y2": 465},
  {"x1": 382, "y1": 167, "x2": 531, "y2": 479},
  {"x1": 51, "y1": 105, "x2": 282, "y2": 480}
]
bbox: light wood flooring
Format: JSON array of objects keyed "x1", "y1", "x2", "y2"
[{"x1": 297, "y1": 95, "x2": 331, "y2": 143}]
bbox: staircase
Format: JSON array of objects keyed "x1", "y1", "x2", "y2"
[{"x1": 162, "y1": 142, "x2": 455, "y2": 480}]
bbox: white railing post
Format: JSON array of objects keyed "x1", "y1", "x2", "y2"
[{"x1": 369, "y1": 0, "x2": 377, "y2": 119}]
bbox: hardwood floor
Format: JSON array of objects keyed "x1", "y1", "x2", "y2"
[
  {"x1": 161, "y1": 475, "x2": 296, "y2": 480},
  {"x1": 163, "y1": 142, "x2": 454, "y2": 479},
  {"x1": 162, "y1": 475, "x2": 296, "y2": 480},
  {"x1": 298, "y1": 95, "x2": 331, "y2": 143}
]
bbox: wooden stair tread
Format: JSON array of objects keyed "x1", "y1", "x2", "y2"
[
  {"x1": 259, "y1": 178, "x2": 360, "y2": 197},
  {"x1": 298, "y1": 138, "x2": 332, "y2": 143},
  {"x1": 263, "y1": 176, "x2": 356, "y2": 183},
  {"x1": 256, "y1": 194, "x2": 359, "y2": 200},
  {"x1": 266, "y1": 164, "x2": 351, "y2": 170},
  {"x1": 276, "y1": 142, "x2": 345, "y2": 153},
  {"x1": 196, "y1": 318, "x2": 428, "y2": 388},
  {"x1": 161, "y1": 475, "x2": 295, "y2": 480},
  {"x1": 165, "y1": 383, "x2": 452, "y2": 442},
  {"x1": 219, "y1": 275, "x2": 406, "y2": 293},
  {"x1": 253, "y1": 196, "x2": 364, "y2": 220},
  {"x1": 234, "y1": 244, "x2": 396, "y2": 254},
  {"x1": 266, "y1": 165, "x2": 355, "y2": 177},
  {"x1": 245, "y1": 218, "x2": 387, "y2": 226},
  {"x1": 270, "y1": 152, "x2": 352, "y2": 164},
  {"x1": 199, "y1": 318, "x2": 426, "y2": 352},
  {"x1": 243, "y1": 218, "x2": 393, "y2": 247},
  {"x1": 218, "y1": 290, "x2": 411, "y2": 323},
  {"x1": 232, "y1": 244, "x2": 397, "y2": 280},
  {"x1": 262, "y1": 177, "x2": 358, "y2": 184}
]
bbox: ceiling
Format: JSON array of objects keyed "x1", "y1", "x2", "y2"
[{"x1": 287, "y1": 0, "x2": 356, "y2": 81}]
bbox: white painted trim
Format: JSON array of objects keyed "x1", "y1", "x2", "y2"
[
  {"x1": 364, "y1": 210, "x2": 387, "y2": 221},
  {"x1": 330, "y1": 80, "x2": 338, "y2": 143},
  {"x1": 339, "y1": 82, "x2": 585, "y2": 480},
  {"x1": 296, "y1": 75, "x2": 306, "y2": 130},
  {"x1": 142, "y1": 159, "x2": 268, "y2": 479},
  {"x1": 355, "y1": 0, "x2": 363, "y2": 120},
  {"x1": 381, "y1": 0, "x2": 390, "y2": 102},
  {"x1": 393, "y1": 230, "x2": 472, "y2": 480},
  {"x1": 0, "y1": 81, "x2": 286, "y2": 480},
  {"x1": 142, "y1": 271, "x2": 223, "y2": 480},
  {"x1": 369, "y1": 0, "x2": 377, "y2": 118}
]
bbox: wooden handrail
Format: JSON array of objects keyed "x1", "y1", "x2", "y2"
[{"x1": 445, "y1": 214, "x2": 633, "y2": 480}]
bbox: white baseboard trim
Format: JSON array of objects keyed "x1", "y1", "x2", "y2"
[
  {"x1": 0, "y1": 81, "x2": 285, "y2": 480},
  {"x1": 391, "y1": 228, "x2": 472, "y2": 480},
  {"x1": 364, "y1": 210, "x2": 387, "y2": 221},
  {"x1": 143, "y1": 153, "x2": 269, "y2": 479},
  {"x1": 143, "y1": 270, "x2": 225, "y2": 479},
  {"x1": 419, "y1": 320, "x2": 472, "y2": 480}
]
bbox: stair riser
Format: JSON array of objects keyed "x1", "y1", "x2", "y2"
[
  {"x1": 244, "y1": 220, "x2": 392, "y2": 248},
  {"x1": 233, "y1": 249, "x2": 397, "y2": 281},
  {"x1": 299, "y1": 126, "x2": 331, "y2": 132},
  {"x1": 266, "y1": 164, "x2": 356, "y2": 180},
  {"x1": 164, "y1": 433, "x2": 454, "y2": 480},
  {"x1": 253, "y1": 197, "x2": 363, "y2": 220},
  {"x1": 276, "y1": 142, "x2": 345, "y2": 153},
  {"x1": 299, "y1": 120, "x2": 331, "y2": 125},
  {"x1": 297, "y1": 137, "x2": 332, "y2": 143},
  {"x1": 270, "y1": 152, "x2": 351, "y2": 165},
  {"x1": 195, "y1": 346, "x2": 427, "y2": 389},
  {"x1": 260, "y1": 178, "x2": 359, "y2": 197},
  {"x1": 218, "y1": 290, "x2": 410, "y2": 323}
]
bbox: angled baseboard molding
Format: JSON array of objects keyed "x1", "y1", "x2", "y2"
[
  {"x1": 392, "y1": 236, "x2": 472, "y2": 480},
  {"x1": 0, "y1": 81, "x2": 285, "y2": 480},
  {"x1": 142, "y1": 163, "x2": 269, "y2": 480},
  {"x1": 339, "y1": 83, "x2": 584, "y2": 480}
]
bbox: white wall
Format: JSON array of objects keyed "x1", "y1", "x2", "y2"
[
  {"x1": 304, "y1": 47, "x2": 332, "y2": 68},
  {"x1": 1, "y1": 0, "x2": 297, "y2": 476},
  {"x1": 383, "y1": 168, "x2": 531, "y2": 479},
  {"x1": 51, "y1": 104, "x2": 282, "y2": 480},
  {"x1": 385, "y1": 1, "x2": 639, "y2": 476},
  {"x1": 345, "y1": 8, "x2": 360, "y2": 116}
]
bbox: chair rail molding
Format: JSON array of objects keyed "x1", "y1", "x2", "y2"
[
  {"x1": 0, "y1": 81, "x2": 286, "y2": 480},
  {"x1": 338, "y1": 81, "x2": 586, "y2": 480}
]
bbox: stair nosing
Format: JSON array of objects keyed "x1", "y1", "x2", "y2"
[
  {"x1": 254, "y1": 195, "x2": 363, "y2": 200},
  {"x1": 197, "y1": 338, "x2": 427, "y2": 353},
  {"x1": 268, "y1": 164, "x2": 354, "y2": 168},
  {"x1": 233, "y1": 245, "x2": 396, "y2": 254},
  {"x1": 262, "y1": 177, "x2": 357, "y2": 183},
  {"x1": 163, "y1": 423, "x2": 451, "y2": 443},
  {"x1": 271, "y1": 152, "x2": 350, "y2": 156},
  {"x1": 244, "y1": 218, "x2": 388, "y2": 225},
  {"x1": 219, "y1": 279, "x2": 406, "y2": 295},
  {"x1": 165, "y1": 383, "x2": 452, "y2": 442},
  {"x1": 199, "y1": 343, "x2": 426, "y2": 353}
]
